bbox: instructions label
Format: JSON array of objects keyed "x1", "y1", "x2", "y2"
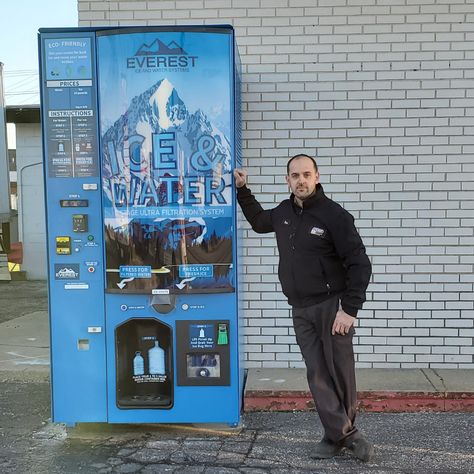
[{"x1": 189, "y1": 324, "x2": 215, "y2": 349}]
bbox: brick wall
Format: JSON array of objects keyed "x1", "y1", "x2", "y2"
[{"x1": 79, "y1": 0, "x2": 474, "y2": 369}]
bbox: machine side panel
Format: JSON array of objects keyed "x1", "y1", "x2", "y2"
[{"x1": 39, "y1": 31, "x2": 107, "y2": 423}]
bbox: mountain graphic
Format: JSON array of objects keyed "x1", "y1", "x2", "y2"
[
  {"x1": 101, "y1": 78, "x2": 232, "y2": 206},
  {"x1": 135, "y1": 39, "x2": 188, "y2": 56}
]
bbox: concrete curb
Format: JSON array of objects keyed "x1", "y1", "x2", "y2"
[{"x1": 244, "y1": 390, "x2": 474, "y2": 413}]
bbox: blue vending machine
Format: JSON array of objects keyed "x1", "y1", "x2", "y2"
[{"x1": 39, "y1": 26, "x2": 242, "y2": 425}]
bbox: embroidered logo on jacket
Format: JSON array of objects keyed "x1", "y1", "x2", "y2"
[
  {"x1": 283, "y1": 220, "x2": 290, "y2": 225},
  {"x1": 310, "y1": 227, "x2": 325, "y2": 237}
]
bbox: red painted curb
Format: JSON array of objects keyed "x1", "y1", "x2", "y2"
[{"x1": 244, "y1": 391, "x2": 474, "y2": 413}]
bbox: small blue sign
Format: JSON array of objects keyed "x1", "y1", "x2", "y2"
[
  {"x1": 119, "y1": 265, "x2": 152, "y2": 278},
  {"x1": 189, "y1": 324, "x2": 215, "y2": 349},
  {"x1": 179, "y1": 264, "x2": 213, "y2": 278}
]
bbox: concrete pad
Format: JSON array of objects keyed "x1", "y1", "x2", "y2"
[
  {"x1": 0, "y1": 311, "x2": 50, "y2": 378},
  {"x1": 427, "y1": 369, "x2": 474, "y2": 393},
  {"x1": 356, "y1": 368, "x2": 437, "y2": 393},
  {"x1": 0, "y1": 310, "x2": 49, "y2": 346},
  {"x1": 246, "y1": 368, "x2": 440, "y2": 394},
  {"x1": 245, "y1": 368, "x2": 308, "y2": 394}
]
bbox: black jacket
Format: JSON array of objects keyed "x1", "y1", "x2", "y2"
[{"x1": 237, "y1": 183, "x2": 371, "y2": 316}]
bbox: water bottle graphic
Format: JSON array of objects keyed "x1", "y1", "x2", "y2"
[
  {"x1": 148, "y1": 340, "x2": 166, "y2": 375},
  {"x1": 133, "y1": 351, "x2": 144, "y2": 376}
]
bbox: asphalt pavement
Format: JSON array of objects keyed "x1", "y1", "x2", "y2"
[
  {"x1": 1, "y1": 379, "x2": 473, "y2": 473},
  {"x1": 0, "y1": 280, "x2": 48, "y2": 325},
  {"x1": 0, "y1": 281, "x2": 473, "y2": 473}
]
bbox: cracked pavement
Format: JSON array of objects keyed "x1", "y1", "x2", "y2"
[{"x1": 1, "y1": 379, "x2": 473, "y2": 474}]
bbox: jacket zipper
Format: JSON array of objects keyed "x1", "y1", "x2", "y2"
[
  {"x1": 290, "y1": 206, "x2": 303, "y2": 300},
  {"x1": 320, "y1": 259, "x2": 331, "y2": 295}
]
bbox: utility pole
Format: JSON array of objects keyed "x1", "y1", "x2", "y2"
[{"x1": 0, "y1": 62, "x2": 12, "y2": 281}]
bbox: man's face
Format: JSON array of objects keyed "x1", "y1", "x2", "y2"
[{"x1": 286, "y1": 157, "x2": 320, "y2": 201}]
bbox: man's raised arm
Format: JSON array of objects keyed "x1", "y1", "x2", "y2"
[{"x1": 233, "y1": 168, "x2": 273, "y2": 234}]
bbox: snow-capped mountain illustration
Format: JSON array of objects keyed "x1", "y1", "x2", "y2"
[{"x1": 101, "y1": 78, "x2": 232, "y2": 207}]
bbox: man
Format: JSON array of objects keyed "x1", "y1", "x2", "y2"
[{"x1": 234, "y1": 154, "x2": 374, "y2": 462}]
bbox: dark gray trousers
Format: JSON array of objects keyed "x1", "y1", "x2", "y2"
[{"x1": 292, "y1": 296, "x2": 360, "y2": 445}]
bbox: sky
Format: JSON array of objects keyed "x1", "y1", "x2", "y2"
[{"x1": 0, "y1": 0, "x2": 78, "y2": 106}]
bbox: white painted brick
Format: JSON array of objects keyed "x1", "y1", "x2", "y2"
[
  {"x1": 404, "y1": 345, "x2": 431, "y2": 355},
  {"x1": 81, "y1": 0, "x2": 474, "y2": 369},
  {"x1": 445, "y1": 355, "x2": 473, "y2": 364},
  {"x1": 387, "y1": 355, "x2": 415, "y2": 363},
  {"x1": 358, "y1": 354, "x2": 387, "y2": 362},
  {"x1": 416, "y1": 355, "x2": 444, "y2": 363},
  {"x1": 433, "y1": 347, "x2": 460, "y2": 355},
  {"x1": 80, "y1": 10, "x2": 106, "y2": 19},
  {"x1": 248, "y1": 353, "x2": 274, "y2": 361}
]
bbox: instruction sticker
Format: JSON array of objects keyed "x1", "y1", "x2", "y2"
[
  {"x1": 119, "y1": 265, "x2": 152, "y2": 278},
  {"x1": 189, "y1": 324, "x2": 215, "y2": 349},
  {"x1": 179, "y1": 264, "x2": 213, "y2": 278}
]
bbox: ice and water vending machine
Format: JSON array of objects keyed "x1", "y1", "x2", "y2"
[{"x1": 38, "y1": 26, "x2": 242, "y2": 425}]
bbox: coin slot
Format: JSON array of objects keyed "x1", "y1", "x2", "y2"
[{"x1": 78, "y1": 339, "x2": 90, "y2": 351}]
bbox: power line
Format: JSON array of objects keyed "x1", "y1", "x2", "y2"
[
  {"x1": 6, "y1": 77, "x2": 38, "y2": 93},
  {"x1": 3, "y1": 69, "x2": 38, "y2": 76},
  {"x1": 2, "y1": 69, "x2": 40, "y2": 105},
  {"x1": 5, "y1": 91, "x2": 38, "y2": 96}
]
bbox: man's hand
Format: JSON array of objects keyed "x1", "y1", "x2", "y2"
[
  {"x1": 332, "y1": 309, "x2": 356, "y2": 335},
  {"x1": 233, "y1": 168, "x2": 248, "y2": 188}
]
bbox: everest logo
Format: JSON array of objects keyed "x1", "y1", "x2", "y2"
[
  {"x1": 135, "y1": 39, "x2": 188, "y2": 56},
  {"x1": 127, "y1": 38, "x2": 197, "y2": 70},
  {"x1": 54, "y1": 264, "x2": 80, "y2": 280}
]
